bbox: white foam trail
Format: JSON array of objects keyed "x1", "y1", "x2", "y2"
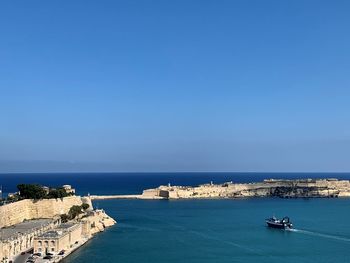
[{"x1": 291, "y1": 228, "x2": 350, "y2": 242}]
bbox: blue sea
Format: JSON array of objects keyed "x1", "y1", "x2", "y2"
[{"x1": 1, "y1": 172, "x2": 350, "y2": 263}]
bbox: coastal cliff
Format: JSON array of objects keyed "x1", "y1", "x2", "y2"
[
  {"x1": 141, "y1": 178, "x2": 350, "y2": 199},
  {"x1": 82, "y1": 209, "x2": 116, "y2": 236}
]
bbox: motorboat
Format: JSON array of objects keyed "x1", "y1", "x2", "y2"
[{"x1": 266, "y1": 216, "x2": 293, "y2": 229}]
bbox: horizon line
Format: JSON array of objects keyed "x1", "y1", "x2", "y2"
[{"x1": 1, "y1": 171, "x2": 350, "y2": 175}]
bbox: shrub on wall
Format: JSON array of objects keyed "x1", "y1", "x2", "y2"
[
  {"x1": 60, "y1": 214, "x2": 69, "y2": 223},
  {"x1": 68, "y1": 205, "x2": 83, "y2": 219},
  {"x1": 82, "y1": 203, "x2": 90, "y2": 210}
]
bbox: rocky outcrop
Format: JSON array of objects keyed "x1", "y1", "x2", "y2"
[
  {"x1": 81, "y1": 209, "x2": 116, "y2": 236},
  {"x1": 89, "y1": 194, "x2": 165, "y2": 200},
  {"x1": 141, "y1": 178, "x2": 350, "y2": 199}
]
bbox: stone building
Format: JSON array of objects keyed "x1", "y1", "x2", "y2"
[
  {"x1": 42, "y1": 186, "x2": 50, "y2": 195},
  {"x1": 33, "y1": 223, "x2": 82, "y2": 255},
  {"x1": 0, "y1": 219, "x2": 59, "y2": 262},
  {"x1": 0, "y1": 194, "x2": 115, "y2": 262},
  {"x1": 62, "y1": 185, "x2": 75, "y2": 195}
]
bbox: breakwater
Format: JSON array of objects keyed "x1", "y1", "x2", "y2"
[
  {"x1": 89, "y1": 194, "x2": 164, "y2": 200},
  {"x1": 141, "y1": 178, "x2": 350, "y2": 199}
]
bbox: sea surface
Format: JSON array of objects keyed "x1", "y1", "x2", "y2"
[{"x1": 1, "y1": 172, "x2": 350, "y2": 263}]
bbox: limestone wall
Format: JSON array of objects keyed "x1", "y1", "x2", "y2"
[
  {"x1": 82, "y1": 210, "x2": 116, "y2": 235},
  {"x1": 142, "y1": 179, "x2": 350, "y2": 199},
  {"x1": 0, "y1": 196, "x2": 86, "y2": 228},
  {"x1": 67, "y1": 224, "x2": 82, "y2": 245},
  {"x1": 142, "y1": 189, "x2": 160, "y2": 198}
]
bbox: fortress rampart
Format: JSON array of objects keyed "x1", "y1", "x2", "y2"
[
  {"x1": 141, "y1": 178, "x2": 350, "y2": 199},
  {"x1": 0, "y1": 196, "x2": 89, "y2": 228}
]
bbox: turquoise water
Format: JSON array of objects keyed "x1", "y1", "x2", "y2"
[
  {"x1": 64, "y1": 198, "x2": 350, "y2": 263},
  {"x1": 2, "y1": 173, "x2": 350, "y2": 262}
]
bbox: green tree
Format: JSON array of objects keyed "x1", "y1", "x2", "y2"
[
  {"x1": 17, "y1": 184, "x2": 47, "y2": 199},
  {"x1": 81, "y1": 203, "x2": 90, "y2": 210},
  {"x1": 47, "y1": 188, "x2": 69, "y2": 199},
  {"x1": 68, "y1": 205, "x2": 83, "y2": 219},
  {"x1": 60, "y1": 214, "x2": 69, "y2": 223}
]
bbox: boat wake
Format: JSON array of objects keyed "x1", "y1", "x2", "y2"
[{"x1": 288, "y1": 228, "x2": 350, "y2": 242}]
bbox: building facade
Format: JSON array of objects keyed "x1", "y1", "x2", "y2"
[
  {"x1": 0, "y1": 219, "x2": 59, "y2": 262},
  {"x1": 33, "y1": 223, "x2": 82, "y2": 255}
]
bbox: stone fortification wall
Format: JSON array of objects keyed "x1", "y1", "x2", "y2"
[
  {"x1": 142, "y1": 179, "x2": 350, "y2": 199},
  {"x1": 0, "y1": 196, "x2": 87, "y2": 228},
  {"x1": 140, "y1": 189, "x2": 169, "y2": 199}
]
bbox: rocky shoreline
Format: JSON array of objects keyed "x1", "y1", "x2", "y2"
[{"x1": 141, "y1": 178, "x2": 350, "y2": 199}]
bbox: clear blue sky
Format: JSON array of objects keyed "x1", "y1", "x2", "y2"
[{"x1": 1, "y1": 0, "x2": 350, "y2": 172}]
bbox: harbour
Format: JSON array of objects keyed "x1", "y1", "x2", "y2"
[
  {"x1": 66, "y1": 195, "x2": 350, "y2": 263},
  {"x1": 2, "y1": 173, "x2": 350, "y2": 263}
]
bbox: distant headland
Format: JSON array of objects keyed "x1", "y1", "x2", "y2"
[
  {"x1": 143, "y1": 178, "x2": 350, "y2": 199},
  {"x1": 90, "y1": 178, "x2": 350, "y2": 200}
]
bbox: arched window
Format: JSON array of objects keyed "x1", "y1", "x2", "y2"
[
  {"x1": 51, "y1": 240, "x2": 55, "y2": 246},
  {"x1": 38, "y1": 241, "x2": 42, "y2": 246}
]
